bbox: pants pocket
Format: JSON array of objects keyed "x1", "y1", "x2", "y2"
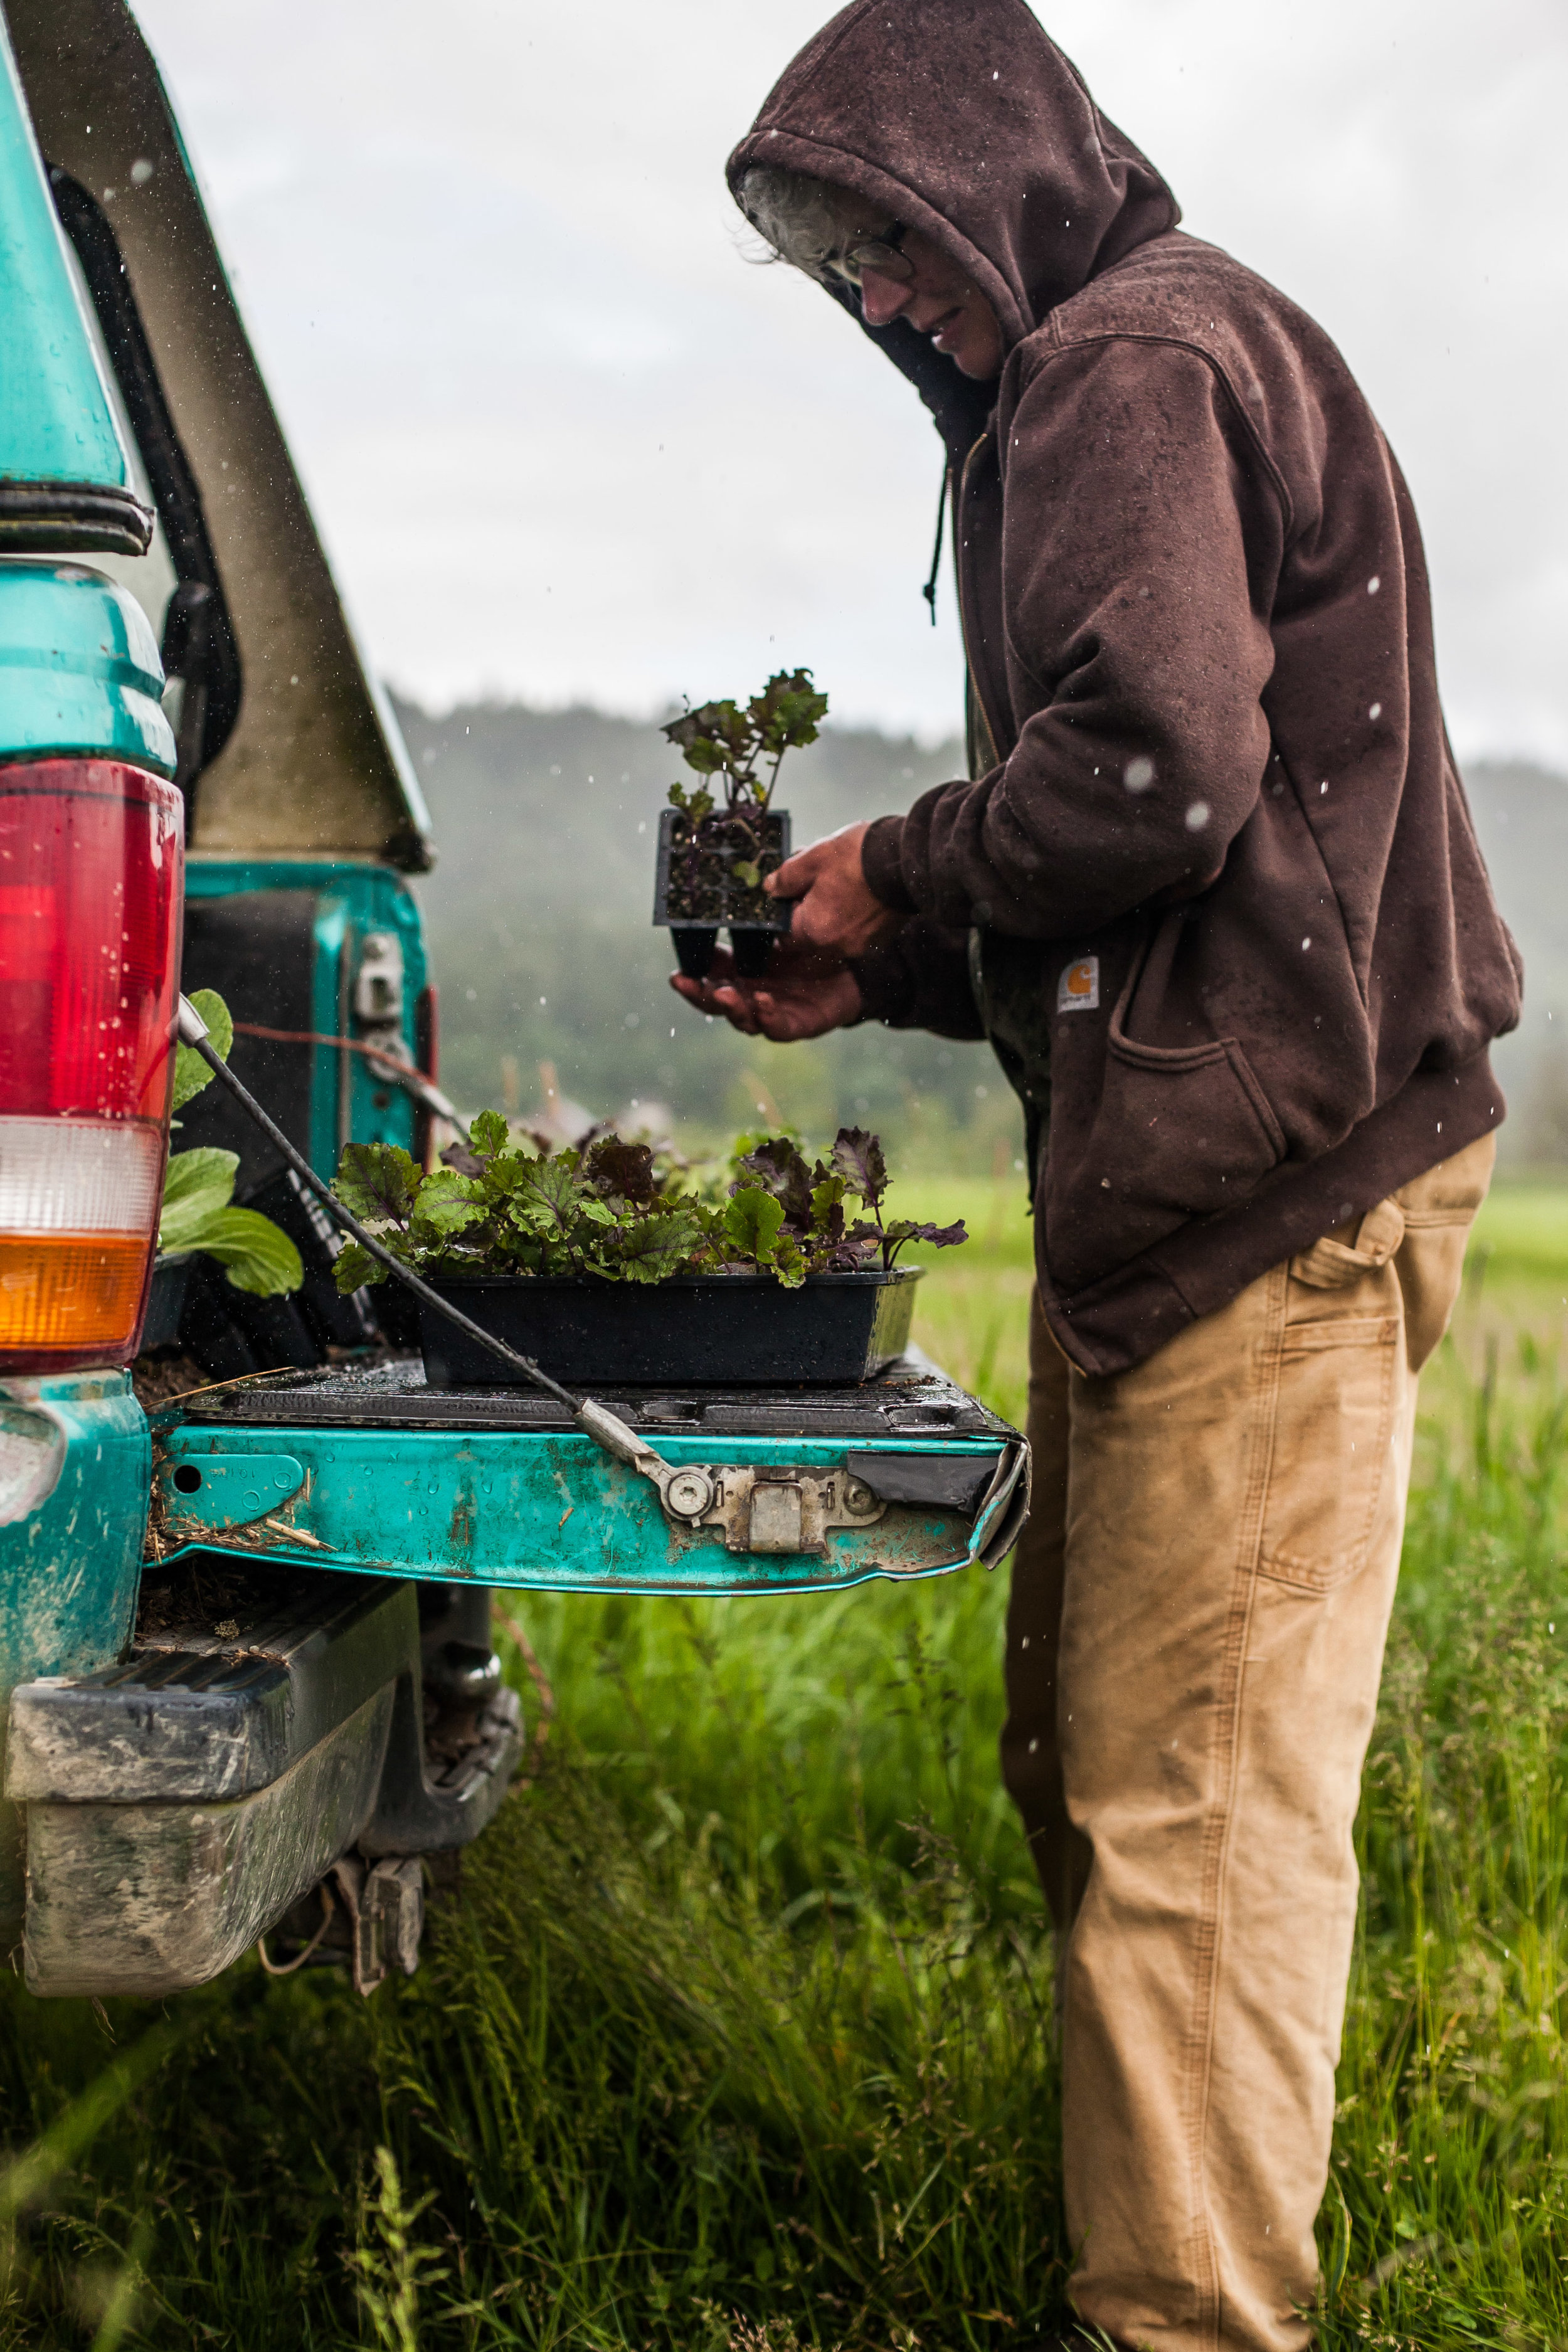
[{"x1": 1258, "y1": 1314, "x2": 1400, "y2": 1591}]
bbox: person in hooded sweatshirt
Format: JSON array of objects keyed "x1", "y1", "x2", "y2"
[{"x1": 672, "y1": 4, "x2": 1522, "y2": 2349}]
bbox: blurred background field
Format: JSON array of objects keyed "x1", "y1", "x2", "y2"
[{"x1": 3, "y1": 1180, "x2": 1567, "y2": 2346}]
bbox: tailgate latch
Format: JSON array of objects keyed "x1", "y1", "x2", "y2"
[{"x1": 657, "y1": 1464, "x2": 887, "y2": 1556}]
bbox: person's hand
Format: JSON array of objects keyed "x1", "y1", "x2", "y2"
[
  {"x1": 669, "y1": 936, "x2": 863, "y2": 1042},
  {"x1": 765, "y1": 822, "x2": 905, "y2": 957}
]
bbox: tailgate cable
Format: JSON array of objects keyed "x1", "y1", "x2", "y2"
[
  {"x1": 228, "y1": 1020, "x2": 470, "y2": 1144},
  {"x1": 176, "y1": 996, "x2": 671, "y2": 1497}
]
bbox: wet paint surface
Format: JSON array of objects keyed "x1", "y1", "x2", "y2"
[
  {"x1": 154, "y1": 1425, "x2": 1008, "y2": 1596},
  {"x1": 0, "y1": 1371, "x2": 147, "y2": 1929}
]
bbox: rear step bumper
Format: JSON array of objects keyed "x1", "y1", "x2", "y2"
[{"x1": 5, "y1": 1571, "x2": 521, "y2": 1996}]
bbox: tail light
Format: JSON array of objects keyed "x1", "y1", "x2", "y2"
[{"x1": 0, "y1": 758, "x2": 183, "y2": 1371}]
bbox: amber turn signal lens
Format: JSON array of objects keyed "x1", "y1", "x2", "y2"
[
  {"x1": 0, "y1": 1234, "x2": 152, "y2": 1359},
  {"x1": 0, "y1": 761, "x2": 184, "y2": 1372}
]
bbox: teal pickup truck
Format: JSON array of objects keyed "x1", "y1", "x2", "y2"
[{"x1": 0, "y1": 0, "x2": 1026, "y2": 2001}]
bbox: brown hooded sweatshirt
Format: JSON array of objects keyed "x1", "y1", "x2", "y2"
[{"x1": 728, "y1": 0, "x2": 1522, "y2": 1378}]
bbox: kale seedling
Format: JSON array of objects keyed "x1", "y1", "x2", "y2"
[
  {"x1": 662, "y1": 667, "x2": 828, "y2": 899},
  {"x1": 329, "y1": 1118, "x2": 966, "y2": 1294}
]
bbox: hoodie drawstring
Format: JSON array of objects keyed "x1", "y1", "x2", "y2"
[{"x1": 921, "y1": 464, "x2": 950, "y2": 627}]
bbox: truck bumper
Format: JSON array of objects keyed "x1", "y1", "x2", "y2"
[{"x1": 6, "y1": 1569, "x2": 521, "y2": 1996}]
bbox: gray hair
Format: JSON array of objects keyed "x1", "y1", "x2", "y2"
[{"x1": 736, "y1": 164, "x2": 880, "y2": 282}]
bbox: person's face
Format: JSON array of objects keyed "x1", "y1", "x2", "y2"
[{"x1": 849, "y1": 221, "x2": 1004, "y2": 379}]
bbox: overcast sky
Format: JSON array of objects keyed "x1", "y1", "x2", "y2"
[{"x1": 131, "y1": 0, "x2": 1567, "y2": 767}]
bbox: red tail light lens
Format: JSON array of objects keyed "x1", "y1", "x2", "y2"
[{"x1": 0, "y1": 759, "x2": 183, "y2": 1370}]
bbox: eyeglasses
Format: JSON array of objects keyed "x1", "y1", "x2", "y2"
[{"x1": 825, "y1": 222, "x2": 914, "y2": 285}]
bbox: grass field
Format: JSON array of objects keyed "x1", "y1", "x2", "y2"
[{"x1": 3, "y1": 1181, "x2": 1567, "y2": 2349}]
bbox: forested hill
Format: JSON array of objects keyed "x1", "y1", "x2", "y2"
[{"x1": 393, "y1": 694, "x2": 1568, "y2": 1169}]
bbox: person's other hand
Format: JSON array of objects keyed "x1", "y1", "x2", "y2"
[
  {"x1": 765, "y1": 822, "x2": 905, "y2": 957},
  {"x1": 669, "y1": 936, "x2": 863, "y2": 1042}
]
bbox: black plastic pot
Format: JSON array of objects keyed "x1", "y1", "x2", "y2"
[
  {"x1": 418, "y1": 1268, "x2": 923, "y2": 1389},
  {"x1": 668, "y1": 925, "x2": 781, "y2": 982},
  {"x1": 670, "y1": 924, "x2": 719, "y2": 980}
]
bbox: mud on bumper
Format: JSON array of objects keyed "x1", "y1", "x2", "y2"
[{"x1": 4, "y1": 1568, "x2": 521, "y2": 1997}]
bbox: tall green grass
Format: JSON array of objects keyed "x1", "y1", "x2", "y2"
[{"x1": 1, "y1": 1221, "x2": 1566, "y2": 2348}]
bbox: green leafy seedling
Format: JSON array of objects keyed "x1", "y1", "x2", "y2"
[
  {"x1": 409, "y1": 1168, "x2": 484, "y2": 1241},
  {"x1": 469, "y1": 1108, "x2": 511, "y2": 1157},
  {"x1": 613, "y1": 1208, "x2": 708, "y2": 1285},
  {"x1": 157, "y1": 1147, "x2": 240, "y2": 1253},
  {"x1": 664, "y1": 668, "x2": 829, "y2": 817},
  {"x1": 170, "y1": 987, "x2": 233, "y2": 1116},
  {"x1": 509, "y1": 1154, "x2": 586, "y2": 1239},
  {"x1": 724, "y1": 1187, "x2": 786, "y2": 1269},
  {"x1": 185, "y1": 1208, "x2": 305, "y2": 1298},
  {"x1": 335, "y1": 1143, "x2": 422, "y2": 1228},
  {"x1": 158, "y1": 1145, "x2": 304, "y2": 1296}
]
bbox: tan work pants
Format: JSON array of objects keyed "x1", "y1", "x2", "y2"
[{"x1": 1001, "y1": 1137, "x2": 1494, "y2": 2352}]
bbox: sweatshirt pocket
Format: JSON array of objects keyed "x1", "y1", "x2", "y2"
[
  {"x1": 1044, "y1": 1024, "x2": 1288, "y2": 1295},
  {"x1": 1096, "y1": 1028, "x2": 1288, "y2": 1221},
  {"x1": 1041, "y1": 929, "x2": 1290, "y2": 1297}
]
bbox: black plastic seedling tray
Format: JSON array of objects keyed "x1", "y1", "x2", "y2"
[
  {"x1": 418, "y1": 1268, "x2": 922, "y2": 1389},
  {"x1": 654, "y1": 805, "x2": 792, "y2": 980}
]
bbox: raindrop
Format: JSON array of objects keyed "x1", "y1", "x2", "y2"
[
  {"x1": 1367, "y1": 575, "x2": 1380, "y2": 595},
  {"x1": 1124, "y1": 756, "x2": 1155, "y2": 793},
  {"x1": 1369, "y1": 702, "x2": 1382, "y2": 721},
  {"x1": 623, "y1": 1012, "x2": 640, "y2": 1029},
  {"x1": 130, "y1": 157, "x2": 154, "y2": 185},
  {"x1": 1320, "y1": 781, "x2": 1328, "y2": 795},
  {"x1": 539, "y1": 995, "x2": 547, "y2": 1006},
  {"x1": 1185, "y1": 801, "x2": 1210, "y2": 830},
  {"x1": 1301, "y1": 937, "x2": 1311, "y2": 951}
]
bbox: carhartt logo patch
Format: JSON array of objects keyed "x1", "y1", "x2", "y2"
[{"x1": 1057, "y1": 956, "x2": 1099, "y2": 1013}]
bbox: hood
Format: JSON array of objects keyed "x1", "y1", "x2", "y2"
[{"x1": 728, "y1": 0, "x2": 1178, "y2": 448}]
